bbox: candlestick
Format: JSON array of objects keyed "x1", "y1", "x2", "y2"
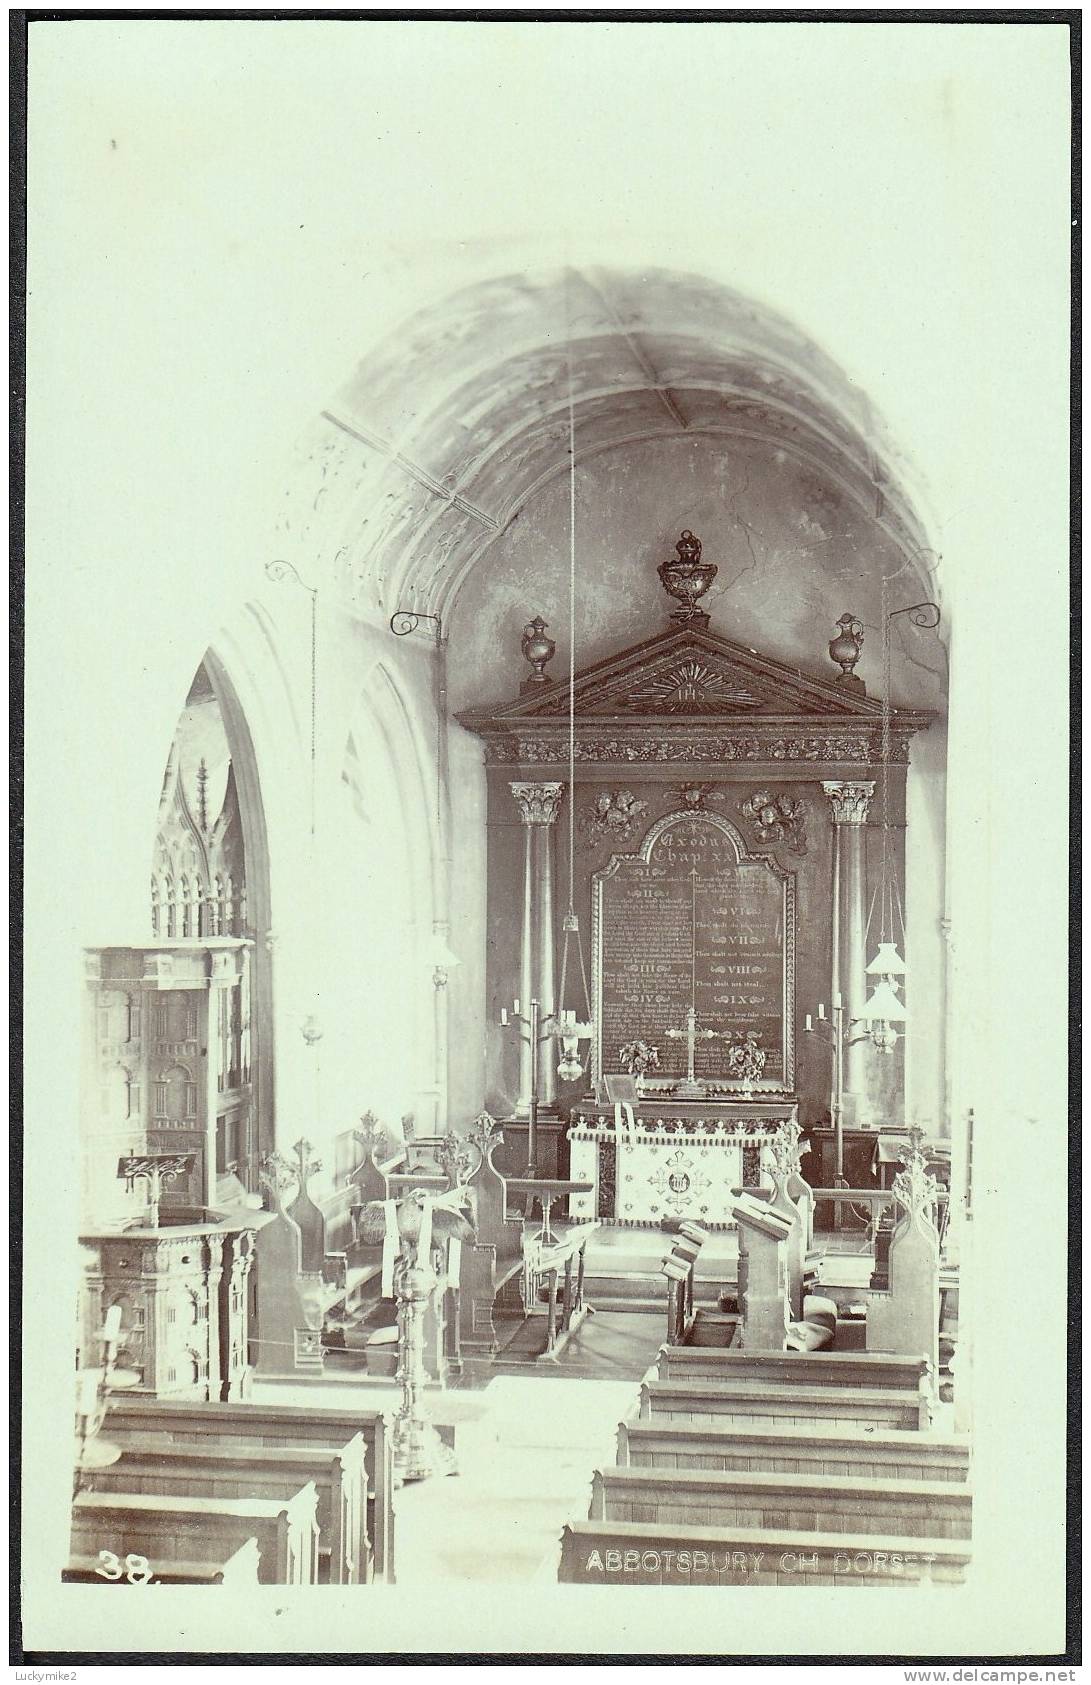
[
  {"x1": 805, "y1": 1013, "x2": 813, "y2": 1032},
  {"x1": 834, "y1": 991, "x2": 843, "y2": 1010},
  {"x1": 500, "y1": 1007, "x2": 508, "y2": 1026},
  {"x1": 77, "y1": 1368, "x2": 102, "y2": 1418},
  {"x1": 101, "y1": 1305, "x2": 122, "y2": 1343},
  {"x1": 513, "y1": 998, "x2": 520, "y2": 1016},
  {"x1": 817, "y1": 1003, "x2": 826, "y2": 1020}
]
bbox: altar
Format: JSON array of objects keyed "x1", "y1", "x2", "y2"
[
  {"x1": 461, "y1": 546, "x2": 932, "y2": 1217},
  {"x1": 567, "y1": 1098, "x2": 796, "y2": 1228}
]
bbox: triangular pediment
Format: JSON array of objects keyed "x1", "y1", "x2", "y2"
[{"x1": 462, "y1": 623, "x2": 887, "y2": 727}]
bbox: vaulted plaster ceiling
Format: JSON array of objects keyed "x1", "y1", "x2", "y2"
[{"x1": 276, "y1": 267, "x2": 936, "y2": 625}]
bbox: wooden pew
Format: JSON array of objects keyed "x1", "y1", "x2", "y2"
[
  {"x1": 460, "y1": 1136, "x2": 528, "y2": 1355},
  {"x1": 250, "y1": 1201, "x2": 326, "y2": 1377},
  {"x1": 316, "y1": 1184, "x2": 386, "y2": 1325},
  {"x1": 638, "y1": 1378, "x2": 931, "y2": 1432},
  {"x1": 662, "y1": 1221, "x2": 709, "y2": 1347},
  {"x1": 64, "y1": 1536, "x2": 261, "y2": 1586},
  {"x1": 71, "y1": 1484, "x2": 320, "y2": 1585},
  {"x1": 106, "y1": 1395, "x2": 395, "y2": 1583},
  {"x1": 590, "y1": 1464, "x2": 971, "y2": 1540},
  {"x1": 558, "y1": 1519, "x2": 971, "y2": 1585},
  {"x1": 617, "y1": 1420, "x2": 971, "y2": 1484},
  {"x1": 83, "y1": 1436, "x2": 370, "y2": 1584},
  {"x1": 657, "y1": 1347, "x2": 933, "y2": 1396}
]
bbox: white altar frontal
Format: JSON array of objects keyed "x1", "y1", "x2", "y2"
[{"x1": 566, "y1": 1099, "x2": 797, "y2": 1229}]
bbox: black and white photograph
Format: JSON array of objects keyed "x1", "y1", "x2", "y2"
[{"x1": 16, "y1": 11, "x2": 1075, "y2": 1665}]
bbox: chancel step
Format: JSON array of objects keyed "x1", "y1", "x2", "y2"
[{"x1": 582, "y1": 1269, "x2": 730, "y2": 1304}]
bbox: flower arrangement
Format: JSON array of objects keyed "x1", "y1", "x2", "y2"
[{"x1": 618, "y1": 1039, "x2": 661, "y2": 1078}]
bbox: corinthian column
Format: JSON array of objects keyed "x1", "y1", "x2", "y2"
[
  {"x1": 509, "y1": 781, "x2": 564, "y2": 1115},
  {"x1": 822, "y1": 780, "x2": 875, "y2": 1125}
]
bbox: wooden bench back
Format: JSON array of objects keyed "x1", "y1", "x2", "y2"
[
  {"x1": 590, "y1": 1465, "x2": 971, "y2": 1540},
  {"x1": 105, "y1": 1396, "x2": 394, "y2": 1582},
  {"x1": 90, "y1": 1435, "x2": 370, "y2": 1584},
  {"x1": 65, "y1": 1535, "x2": 261, "y2": 1586},
  {"x1": 557, "y1": 1519, "x2": 971, "y2": 1586},
  {"x1": 639, "y1": 1378, "x2": 929, "y2": 1432},
  {"x1": 471, "y1": 1140, "x2": 525, "y2": 1271},
  {"x1": 71, "y1": 1483, "x2": 320, "y2": 1585},
  {"x1": 617, "y1": 1420, "x2": 971, "y2": 1483},
  {"x1": 657, "y1": 1347, "x2": 932, "y2": 1394}
]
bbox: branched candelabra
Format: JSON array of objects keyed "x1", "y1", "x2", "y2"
[
  {"x1": 801, "y1": 996, "x2": 875, "y2": 1224},
  {"x1": 498, "y1": 998, "x2": 592, "y2": 1176}
]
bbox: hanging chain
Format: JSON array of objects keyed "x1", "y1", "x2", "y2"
[
  {"x1": 568, "y1": 360, "x2": 576, "y2": 917},
  {"x1": 310, "y1": 585, "x2": 318, "y2": 841},
  {"x1": 558, "y1": 283, "x2": 593, "y2": 1025},
  {"x1": 880, "y1": 569, "x2": 893, "y2": 943}
]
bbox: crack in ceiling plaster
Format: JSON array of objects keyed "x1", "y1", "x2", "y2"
[{"x1": 287, "y1": 266, "x2": 935, "y2": 624}]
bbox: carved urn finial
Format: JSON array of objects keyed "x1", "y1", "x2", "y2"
[
  {"x1": 520, "y1": 616, "x2": 556, "y2": 691},
  {"x1": 657, "y1": 531, "x2": 717, "y2": 625},
  {"x1": 828, "y1": 612, "x2": 866, "y2": 692}
]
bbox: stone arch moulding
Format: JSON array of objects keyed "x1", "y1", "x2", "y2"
[
  {"x1": 200, "y1": 641, "x2": 278, "y2": 1174},
  {"x1": 341, "y1": 657, "x2": 444, "y2": 1128},
  {"x1": 293, "y1": 265, "x2": 943, "y2": 633},
  {"x1": 350, "y1": 657, "x2": 444, "y2": 931}
]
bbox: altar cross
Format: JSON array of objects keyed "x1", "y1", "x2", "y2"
[{"x1": 666, "y1": 1006, "x2": 722, "y2": 1098}]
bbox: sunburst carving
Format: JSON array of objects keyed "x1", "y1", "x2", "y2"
[{"x1": 624, "y1": 659, "x2": 764, "y2": 714}]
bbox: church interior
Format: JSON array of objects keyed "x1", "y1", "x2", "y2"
[
  {"x1": 67, "y1": 265, "x2": 974, "y2": 1592},
  {"x1": 23, "y1": 21, "x2": 1069, "y2": 1654}
]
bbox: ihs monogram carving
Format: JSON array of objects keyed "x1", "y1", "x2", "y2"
[
  {"x1": 624, "y1": 658, "x2": 764, "y2": 715},
  {"x1": 509, "y1": 781, "x2": 564, "y2": 826},
  {"x1": 647, "y1": 1148, "x2": 711, "y2": 1215},
  {"x1": 740, "y1": 789, "x2": 809, "y2": 855},
  {"x1": 580, "y1": 789, "x2": 649, "y2": 848}
]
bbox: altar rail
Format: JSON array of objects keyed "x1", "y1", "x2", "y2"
[{"x1": 811, "y1": 1187, "x2": 949, "y2": 1244}]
